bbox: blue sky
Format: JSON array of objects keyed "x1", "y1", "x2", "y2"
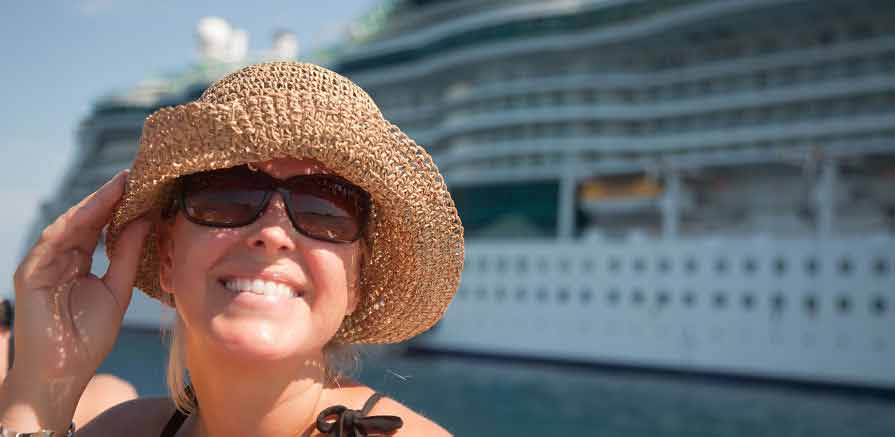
[{"x1": 0, "y1": 1, "x2": 380, "y2": 297}]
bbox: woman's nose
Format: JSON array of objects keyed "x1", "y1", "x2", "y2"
[{"x1": 245, "y1": 192, "x2": 298, "y2": 253}]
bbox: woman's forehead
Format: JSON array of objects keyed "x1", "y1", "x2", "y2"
[{"x1": 249, "y1": 157, "x2": 331, "y2": 179}]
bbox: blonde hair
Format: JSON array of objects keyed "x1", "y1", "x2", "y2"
[{"x1": 163, "y1": 313, "x2": 361, "y2": 413}]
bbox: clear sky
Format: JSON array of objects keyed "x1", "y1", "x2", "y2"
[{"x1": 0, "y1": 1, "x2": 380, "y2": 298}]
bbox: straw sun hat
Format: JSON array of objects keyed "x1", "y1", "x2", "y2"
[{"x1": 105, "y1": 61, "x2": 464, "y2": 344}]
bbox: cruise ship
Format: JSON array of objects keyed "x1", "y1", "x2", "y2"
[{"x1": 28, "y1": 1, "x2": 895, "y2": 389}]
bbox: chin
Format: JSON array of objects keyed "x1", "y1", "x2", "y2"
[{"x1": 207, "y1": 317, "x2": 323, "y2": 362}]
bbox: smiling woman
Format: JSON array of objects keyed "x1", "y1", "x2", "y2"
[{"x1": 0, "y1": 61, "x2": 464, "y2": 437}]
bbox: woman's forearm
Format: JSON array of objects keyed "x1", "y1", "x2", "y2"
[{"x1": 0, "y1": 367, "x2": 84, "y2": 433}]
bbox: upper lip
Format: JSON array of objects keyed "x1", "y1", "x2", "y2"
[{"x1": 218, "y1": 270, "x2": 306, "y2": 295}]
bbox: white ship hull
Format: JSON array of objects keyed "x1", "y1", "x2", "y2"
[{"x1": 422, "y1": 236, "x2": 895, "y2": 388}]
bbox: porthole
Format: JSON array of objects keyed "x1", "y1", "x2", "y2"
[
  {"x1": 476, "y1": 287, "x2": 488, "y2": 301},
  {"x1": 804, "y1": 257, "x2": 820, "y2": 276},
  {"x1": 607, "y1": 288, "x2": 621, "y2": 305},
  {"x1": 579, "y1": 288, "x2": 594, "y2": 305},
  {"x1": 682, "y1": 291, "x2": 696, "y2": 308},
  {"x1": 458, "y1": 286, "x2": 469, "y2": 300},
  {"x1": 496, "y1": 257, "x2": 508, "y2": 273},
  {"x1": 537, "y1": 258, "x2": 549, "y2": 273},
  {"x1": 715, "y1": 258, "x2": 729, "y2": 274},
  {"x1": 608, "y1": 258, "x2": 622, "y2": 273},
  {"x1": 803, "y1": 295, "x2": 819, "y2": 317},
  {"x1": 559, "y1": 258, "x2": 571, "y2": 273},
  {"x1": 657, "y1": 258, "x2": 671, "y2": 273},
  {"x1": 632, "y1": 289, "x2": 645, "y2": 306},
  {"x1": 633, "y1": 258, "x2": 647, "y2": 273},
  {"x1": 515, "y1": 257, "x2": 528, "y2": 273},
  {"x1": 656, "y1": 290, "x2": 671, "y2": 307},
  {"x1": 557, "y1": 288, "x2": 571, "y2": 305},
  {"x1": 873, "y1": 258, "x2": 890, "y2": 276},
  {"x1": 536, "y1": 288, "x2": 549, "y2": 302},
  {"x1": 684, "y1": 258, "x2": 698, "y2": 274},
  {"x1": 871, "y1": 296, "x2": 888, "y2": 316},
  {"x1": 771, "y1": 293, "x2": 786, "y2": 313},
  {"x1": 495, "y1": 287, "x2": 508, "y2": 301},
  {"x1": 836, "y1": 295, "x2": 851, "y2": 314},
  {"x1": 773, "y1": 257, "x2": 787, "y2": 276},
  {"x1": 741, "y1": 293, "x2": 756, "y2": 311},
  {"x1": 478, "y1": 257, "x2": 488, "y2": 272},
  {"x1": 712, "y1": 291, "x2": 728, "y2": 309},
  {"x1": 514, "y1": 287, "x2": 527, "y2": 302},
  {"x1": 838, "y1": 258, "x2": 853, "y2": 276},
  {"x1": 581, "y1": 259, "x2": 596, "y2": 273},
  {"x1": 743, "y1": 258, "x2": 758, "y2": 275}
]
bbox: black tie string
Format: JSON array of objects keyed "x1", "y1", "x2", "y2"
[{"x1": 315, "y1": 393, "x2": 404, "y2": 436}]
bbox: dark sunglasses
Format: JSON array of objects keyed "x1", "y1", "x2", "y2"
[{"x1": 165, "y1": 165, "x2": 371, "y2": 243}]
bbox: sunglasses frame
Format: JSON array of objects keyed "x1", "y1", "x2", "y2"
[{"x1": 166, "y1": 167, "x2": 371, "y2": 244}]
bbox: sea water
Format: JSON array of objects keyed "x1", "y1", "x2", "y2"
[{"x1": 100, "y1": 329, "x2": 895, "y2": 437}]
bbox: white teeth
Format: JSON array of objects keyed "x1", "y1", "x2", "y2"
[{"x1": 224, "y1": 278, "x2": 298, "y2": 298}]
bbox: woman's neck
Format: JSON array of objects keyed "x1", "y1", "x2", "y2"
[{"x1": 184, "y1": 347, "x2": 331, "y2": 437}]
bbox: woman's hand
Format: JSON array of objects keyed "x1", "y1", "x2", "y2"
[{"x1": 10, "y1": 170, "x2": 151, "y2": 385}]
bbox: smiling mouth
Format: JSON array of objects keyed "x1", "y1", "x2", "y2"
[{"x1": 220, "y1": 278, "x2": 304, "y2": 299}]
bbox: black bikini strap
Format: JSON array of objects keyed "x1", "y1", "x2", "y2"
[
  {"x1": 159, "y1": 408, "x2": 188, "y2": 437},
  {"x1": 315, "y1": 392, "x2": 404, "y2": 437}
]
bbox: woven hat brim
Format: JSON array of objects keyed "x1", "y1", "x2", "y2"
[{"x1": 106, "y1": 93, "x2": 464, "y2": 344}]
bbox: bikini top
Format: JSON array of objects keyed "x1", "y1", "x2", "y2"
[{"x1": 159, "y1": 387, "x2": 404, "y2": 437}]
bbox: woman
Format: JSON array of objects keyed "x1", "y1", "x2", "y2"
[{"x1": 0, "y1": 62, "x2": 464, "y2": 436}]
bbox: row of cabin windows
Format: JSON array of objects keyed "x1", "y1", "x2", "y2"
[
  {"x1": 456, "y1": 286, "x2": 891, "y2": 317},
  {"x1": 468, "y1": 255, "x2": 893, "y2": 277},
  {"x1": 447, "y1": 92, "x2": 895, "y2": 144},
  {"x1": 377, "y1": 44, "x2": 895, "y2": 112}
]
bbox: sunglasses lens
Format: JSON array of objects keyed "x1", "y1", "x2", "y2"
[
  {"x1": 184, "y1": 188, "x2": 267, "y2": 226},
  {"x1": 179, "y1": 167, "x2": 368, "y2": 242},
  {"x1": 288, "y1": 177, "x2": 368, "y2": 242}
]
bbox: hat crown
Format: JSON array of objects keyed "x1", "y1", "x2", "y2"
[{"x1": 198, "y1": 61, "x2": 382, "y2": 115}]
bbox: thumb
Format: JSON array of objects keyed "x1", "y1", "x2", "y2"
[{"x1": 102, "y1": 218, "x2": 152, "y2": 311}]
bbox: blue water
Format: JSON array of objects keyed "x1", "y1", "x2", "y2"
[{"x1": 100, "y1": 329, "x2": 895, "y2": 437}]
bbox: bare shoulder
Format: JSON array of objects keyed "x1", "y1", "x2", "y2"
[
  {"x1": 330, "y1": 377, "x2": 452, "y2": 437},
  {"x1": 368, "y1": 394, "x2": 452, "y2": 437},
  {"x1": 75, "y1": 396, "x2": 176, "y2": 437}
]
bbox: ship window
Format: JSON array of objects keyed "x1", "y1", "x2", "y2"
[
  {"x1": 803, "y1": 295, "x2": 819, "y2": 317},
  {"x1": 838, "y1": 257, "x2": 853, "y2": 276},
  {"x1": 685, "y1": 258, "x2": 698, "y2": 275},
  {"x1": 633, "y1": 258, "x2": 647, "y2": 273},
  {"x1": 656, "y1": 290, "x2": 670, "y2": 307},
  {"x1": 559, "y1": 258, "x2": 571, "y2": 273},
  {"x1": 477, "y1": 257, "x2": 488, "y2": 272},
  {"x1": 516, "y1": 257, "x2": 529, "y2": 273},
  {"x1": 607, "y1": 288, "x2": 621, "y2": 305},
  {"x1": 458, "y1": 286, "x2": 469, "y2": 300},
  {"x1": 741, "y1": 293, "x2": 756, "y2": 311},
  {"x1": 579, "y1": 288, "x2": 594, "y2": 305},
  {"x1": 557, "y1": 288, "x2": 571, "y2": 305},
  {"x1": 873, "y1": 258, "x2": 890, "y2": 276},
  {"x1": 773, "y1": 257, "x2": 787, "y2": 275},
  {"x1": 496, "y1": 257, "x2": 508, "y2": 273},
  {"x1": 682, "y1": 291, "x2": 696, "y2": 308},
  {"x1": 495, "y1": 287, "x2": 508, "y2": 302},
  {"x1": 742, "y1": 258, "x2": 757, "y2": 275},
  {"x1": 608, "y1": 257, "x2": 622, "y2": 273},
  {"x1": 515, "y1": 287, "x2": 527, "y2": 302},
  {"x1": 836, "y1": 295, "x2": 851, "y2": 315},
  {"x1": 714, "y1": 258, "x2": 729, "y2": 274},
  {"x1": 537, "y1": 258, "x2": 549, "y2": 273},
  {"x1": 712, "y1": 291, "x2": 728, "y2": 309},
  {"x1": 804, "y1": 257, "x2": 820, "y2": 276},
  {"x1": 657, "y1": 258, "x2": 671, "y2": 273},
  {"x1": 536, "y1": 288, "x2": 549, "y2": 302},
  {"x1": 632, "y1": 288, "x2": 645, "y2": 306},
  {"x1": 581, "y1": 258, "x2": 596, "y2": 273},
  {"x1": 871, "y1": 296, "x2": 888, "y2": 316},
  {"x1": 771, "y1": 293, "x2": 786, "y2": 314},
  {"x1": 476, "y1": 287, "x2": 488, "y2": 301}
]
